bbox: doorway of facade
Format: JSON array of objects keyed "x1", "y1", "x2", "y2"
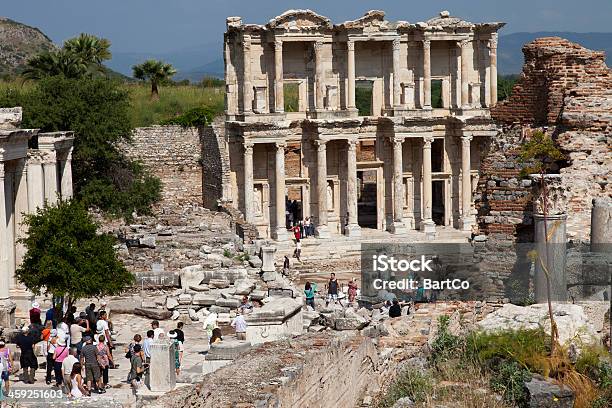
[
  {"x1": 432, "y1": 180, "x2": 445, "y2": 225},
  {"x1": 355, "y1": 80, "x2": 373, "y2": 116},
  {"x1": 357, "y1": 170, "x2": 377, "y2": 228},
  {"x1": 286, "y1": 185, "x2": 303, "y2": 228}
]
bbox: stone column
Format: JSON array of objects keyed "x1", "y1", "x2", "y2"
[
  {"x1": 242, "y1": 34, "x2": 252, "y2": 114},
  {"x1": 43, "y1": 152, "x2": 58, "y2": 205},
  {"x1": 392, "y1": 38, "x2": 401, "y2": 109},
  {"x1": 0, "y1": 163, "x2": 9, "y2": 300},
  {"x1": 479, "y1": 40, "x2": 490, "y2": 107},
  {"x1": 149, "y1": 341, "x2": 177, "y2": 392},
  {"x1": 60, "y1": 150, "x2": 73, "y2": 199},
  {"x1": 489, "y1": 36, "x2": 498, "y2": 107},
  {"x1": 347, "y1": 40, "x2": 356, "y2": 109},
  {"x1": 13, "y1": 158, "x2": 28, "y2": 274},
  {"x1": 243, "y1": 142, "x2": 254, "y2": 223},
  {"x1": 390, "y1": 137, "x2": 408, "y2": 234},
  {"x1": 460, "y1": 135, "x2": 473, "y2": 231},
  {"x1": 345, "y1": 140, "x2": 361, "y2": 237},
  {"x1": 5, "y1": 167, "x2": 15, "y2": 289},
  {"x1": 591, "y1": 197, "x2": 612, "y2": 252},
  {"x1": 274, "y1": 39, "x2": 284, "y2": 113},
  {"x1": 421, "y1": 136, "x2": 435, "y2": 237},
  {"x1": 531, "y1": 174, "x2": 568, "y2": 303},
  {"x1": 27, "y1": 160, "x2": 44, "y2": 211},
  {"x1": 422, "y1": 40, "x2": 431, "y2": 109},
  {"x1": 314, "y1": 41, "x2": 325, "y2": 110},
  {"x1": 315, "y1": 140, "x2": 329, "y2": 238},
  {"x1": 272, "y1": 142, "x2": 288, "y2": 241},
  {"x1": 460, "y1": 39, "x2": 470, "y2": 108}
]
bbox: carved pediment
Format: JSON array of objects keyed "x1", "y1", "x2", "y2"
[
  {"x1": 425, "y1": 10, "x2": 474, "y2": 30},
  {"x1": 267, "y1": 9, "x2": 332, "y2": 30},
  {"x1": 340, "y1": 10, "x2": 388, "y2": 30}
]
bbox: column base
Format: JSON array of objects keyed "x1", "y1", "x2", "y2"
[
  {"x1": 9, "y1": 288, "x2": 34, "y2": 319},
  {"x1": 272, "y1": 227, "x2": 289, "y2": 241},
  {"x1": 421, "y1": 219, "x2": 436, "y2": 240},
  {"x1": 389, "y1": 221, "x2": 409, "y2": 235},
  {"x1": 460, "y1": 216, "x2": 474, "y2": 232},
  {"x1": 344, "y1": 224, "x2": 361, "y2": 238},
  {"x1": 315, "y1": 225, "x2": 331, "y2": 239},
  {"x1": 0, "y1": 298, "x2": 16, "y2": 328}
]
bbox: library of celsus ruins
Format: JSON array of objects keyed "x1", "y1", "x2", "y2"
[{"x1": 219, "y1": 9, "x2": 504, "y2": 240}]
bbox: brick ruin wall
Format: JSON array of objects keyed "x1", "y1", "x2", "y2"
[
  {"x1": 123, "y1": 125, "x2": 204, "y2": 206},
  {"x1": 479, "y1": 37, "x2": 612, "y2": 242}
]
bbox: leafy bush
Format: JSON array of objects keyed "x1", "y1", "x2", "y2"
[
  {"x1": 430, "y1": 315, "x2": 463, "y2": 366},
  {"x1": 375, "y1": 369, "x2": 434, "y2": 408},
  {"x1": 489, "y1": 360, "x2": 531, "y2": 407},
  {"x1": 161, "y1": 106, "x2": 216, "y2": 127}
]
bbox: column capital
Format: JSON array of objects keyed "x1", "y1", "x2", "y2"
[
  {"x1": 423, "y1": 135, "x2": 434, "y2": 147},
  {"x1": 275, "y1": 141, "x2": 287, "y2": 150},
  {"x1": 392, "y1": 37, "x2": 401, "y2": 51},
  {"x1": 347, "y1": 139, "x2": 358, "y2": 151},
  {"x1": 461, "y1": 134, "x2": 474, "y2": 144},
  {"x1": 422, "y1": 39, "x2": 431, "y2": 49},
  {"x1": 314, "y1": 40, "x2": 323, "y2": 51},
  {"x1": 244, "y1": 142, "x2": 254, "y2": 154},
  {"x1": 458, "y1": 39, "x2": 470, "y2": 49},
  {"x1": 347, "y1": 40, "x2": 355, "y2": 51},
  {"x1": 488, "y1": 38, "x2": 498, "y2": 50},
  {"x1": 314, "y1": 139, "x2": 327, "y2": 151},
  {"x1": 274, "y1": 38, "x2": 283, "y2": 49}
]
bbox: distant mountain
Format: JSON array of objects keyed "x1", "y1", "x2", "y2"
[
  {"x1": 0, "y1": 17, "x2": 56, "y2": 77},
  {"x1": 498, "y1": 32, "x2": 612, "y2": 74}
]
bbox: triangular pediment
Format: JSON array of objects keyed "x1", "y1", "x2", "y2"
[
  {"x1": 339, "y1": 10, "x2": 388, "y2": 30},
  {"x1": 267, "y1": 9, "x2": 332, "y2": 30}
]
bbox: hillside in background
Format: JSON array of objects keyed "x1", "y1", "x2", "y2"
[
  {"x1": 498, "y1": 32, "x2": 612, "y2": 74},
  {"x1": 0, "y1": 17, "x2": 56, "y2": 77}
]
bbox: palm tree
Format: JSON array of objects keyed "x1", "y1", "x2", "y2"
[
  {"x1": 22, "y1": 50, "x2": 87, "y2": 80},
  {"x1": 64, "y1": 33, "x2": 112, "y2": 75},
  {"x1": 132, "y1": 60, "x2": 177, "y2": 99}
]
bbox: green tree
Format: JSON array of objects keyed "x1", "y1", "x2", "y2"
[
  {"x1": 22, "y1": 33, "x2": 111, "y2": 80},
  {"x1": 498, "y1": 75, "x2": 518, "y2": 101},
  {"x1": 16, "y1": 199, "x2": 134, "y2": 307},
  {"x1": 0, "y1": 75, "x2": 161, "y2": 219},
  {"x1": 132, "y1": 60, "x2": 177, "y2": 99}
]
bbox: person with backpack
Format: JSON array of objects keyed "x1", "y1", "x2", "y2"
[
  {"x1": 304, "y1": 282, "x2": 316, "y2": 310},
  {"x1": 52, "y1": 337, "x2": 69, "y2": 388},
  {"x1": 0, "y1": 338, "x2": 13, "y2": 397}
]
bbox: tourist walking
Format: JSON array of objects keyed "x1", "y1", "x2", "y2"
[
  {"x1": 16, "y1": 328, "x2": 37, "y2": 384},
  {"x1": 69, "y1": 362, "x2": 89, "y2": 398},
  {"x1": 293, "y1": 224, "x2": 301, "y2": 240},
  {"x1": 127, "y1": 345, "x2": 145, "y2": 389},
  {"x1": 61, "y1": 348, "x2": 79, "y2": 394},
  {"x1": 168, "y1": 331, "x2": 184, "y2": 376},
  {"x1": 238, "y1": 296, "x2": 253, "y2": 315},
  {"x1": 304, "y1": 282, "x2": 316, "y2": 310},
  {"x1": 293, "y1": 239, "x2": 302, "y2": 261},
  {"x1": 282, "y1": 255, "x2": 290, "y2": 276},
  {"x1": 70, "y1": 317, "x2": 89, "y2": 355},
  {"x1": 231, "y1": 310, "x2": 248, "y2": 341},
  {"x1": 53, "y1": 337, "x2": 69, "y2": 387},
  {"x1": 143, "y1": 331, "x2": 154, "y2": 364},
  {"x1": 96, "y1": 335, "x2": 113, "y2": 389},
  {"x1": 125, "y1": 334, "x2": 142, "y2": 360},
  {"x1": 151, "y1": 320, "x2": 164, "y2": 340},
  {"x1": 29, "y1": 302, "x2": 42, "y2": 326},
  {"x1": 348, "y1": 278, "x2": 358, "y2": 304},
  {"x1": 175, "y1": 322, "x2": 185, "y2": 345},
  {"x1": 80, "y1": 336, "x2": 104, "y2": 394},
  {"x1": 203, "y1": 313, "x2": 218, "y2": 342},
  {"x1": 0, "y1": 338, "x2": 13, "y2": 396},
  {"x1": 45, "y1": 328, "x2": 58, "y2": 385},
  {"x1": 304, "y1": 217, "x2": 311, "y2": 237},
  {"x1": 326, "y1": 273, "x2": 340, "y2": 306}
]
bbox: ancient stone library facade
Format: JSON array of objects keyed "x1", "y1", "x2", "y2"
[
  {"x1": 0, "y1": 108, "x2": 74, "y2": 326},
  {"x1": 212, "y1": 9, "x2": 504, "y2": 240}
]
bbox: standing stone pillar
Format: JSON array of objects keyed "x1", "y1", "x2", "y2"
[
  {"x1": 421, "y1": 136, "x2": 435, "y2": 237},
  {"x1": 345, "y1": 140, "x2": 361, "y2": 237},
  {"x1": 314, "y1": 41, "x2": 325, "y2": 111},
  {"x1": 460, "y1": 39, "x2": 470, "y2": 108},
  {"x1": 274, "y1": 39, "x2": 284, "y2": 113},
  {"x1": 272, "y1": 142, "x2": 288, "y2": 241},
  {"x1": 591, "y1": 198, "x2": 612, "y2": 252},
  {"x1": 243, "y1": 142, "x2": 254, "y2": 223},
  {"x1": 60, "y1": 150, "x2": 73, "y2": 199},
  {"x1": 531, "y1": 174, "x2": 568, "y2": 303},
  {"x1": 489, "y1": 36, "x2": 498, "y2": 107},
  {"x1": 0, "y1": 163, "x2": 10, "y2": 300},
  {"x1": 5, "y1": 167, "x2": 16, "y2": 290},
  {"x1": 390, "y1": 137, "x2": 407, "y2": 234},
  {"x1": 315, "y1": 140, "x2": 329, "y2": 238},
  {"x1": 460, "y1": 135, "x2": 473, "y2": 231},
  {"x1": 392, "y1": 38, "x2": 401, "y2": 109},
  {"x1": 347, "y1": 40, "x2": 356, "y2": 110},
  {"x1": 43, "y1": 152, "x2": 58, "y2": 205},
  {"x1": 261, "y1": 245, "x2": 276, "y2": 273},
  {"x1": 242, "y1": 34, "x2": 252, "y2": 114},
  {"x1": 13, "y1": 158, "x2": 28, "y2": 274},
  {"x1": 27, "y1": 159, "x2": 44, "y2": 211},
  {"x1": 422, "y1": 40, "x2": 431, "y2": 109},
  {"x1": 149, "y1": 341, "x2": 177, "y2": 392},
  {"x1": 480, "y1": 40, "x2": 490, "y2": 107}
]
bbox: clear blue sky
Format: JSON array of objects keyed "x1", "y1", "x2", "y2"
[{"x1": 5, "y1": 0, "x2": 610, "y2": 53}]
